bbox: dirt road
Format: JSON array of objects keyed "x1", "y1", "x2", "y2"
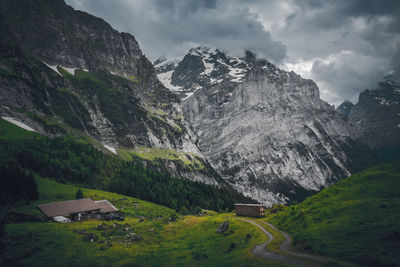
[{"x1": 238, "y1": 218, "x2": 355, "y2": 267}]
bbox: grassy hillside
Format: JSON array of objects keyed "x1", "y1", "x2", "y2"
[
  {"x1": 268, "y1": 161, "x2": 400, "y2": 266},
  {"x1": 1, "y1": 176, "x2": 273, "y2": 267},
  {"x1": 13, "y1": 177, "x2": 175, "y2": 219}
]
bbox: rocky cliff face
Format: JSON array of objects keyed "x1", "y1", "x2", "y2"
[
  {"x1": 336, "y1": 100, "x2": 354, "y2": 118},
  {"x1": 3, "y1": 0, "x2": 142, "y2": 76},
  {"x1": 0, "y1": 0, "x2": 222, "y2": 185},
  {"x1": 347, "y1": 81, "x2": 400, "y2": 151},
  {"x1": 156, "y1": 47, "x2": 376, "y2": 205}
]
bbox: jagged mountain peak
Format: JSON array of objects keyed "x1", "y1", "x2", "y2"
[
  {"x1": 155, "y1": 45, "x2": 296, "y2": 100},
  {"x1": 187, "y1": 45, "x2": 214, "y2": 56},
  {"x1": 358, "y1": 80, "x2": 400, "y2": 106}
]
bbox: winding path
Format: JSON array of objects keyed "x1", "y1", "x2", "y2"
[{"x1": 238, "y1": 218, "x2": 355, "y2": 267}]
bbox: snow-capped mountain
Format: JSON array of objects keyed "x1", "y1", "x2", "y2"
[
  {"x1": 156, "y1": 46, "x2": 376, "y2": 205},
  {"x1": 347, "y1": 80, "x2": 400, "y2": 150},
  {"x1": 154, "y1": 46, "x2": 258, "y2": 100}
]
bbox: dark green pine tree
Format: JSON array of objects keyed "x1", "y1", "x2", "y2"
[{"x1": 75, "y1": 189, "x2": 84, "y2": 199}]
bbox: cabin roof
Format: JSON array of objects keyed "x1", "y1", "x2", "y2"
[
  {"x1": 234, "y1": 203, "x2": 265, "y2": 207},
  {"x1": 37, "y1": 198, "x2": 101, "y2": 218},
  {"x1": 94, "y1": 200, "x2": 119, "y2": 213}
]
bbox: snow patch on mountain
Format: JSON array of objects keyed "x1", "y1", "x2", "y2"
[
  {"x1": 62, "y1": 66, "x2": 78, "y2": 75},
  {"x1": 103, "y1": 144, "x2": 117, "y2": 154},
  {"x1": 201, "y1": 54, "x2": 214, "y2": 75},
  {"x1": 43, "y1": 61, "x2": 88, "y2": 76},
  {"x1": 154, "y1": 56, "x2": 184, "y2": 92},
  {"x1": 157, "y1": 70, "x2": 183, "y2": 91},
  {"x1": 43, "y1": 62, "x2": 62, "y2": 76},
  {"x1": 2, "y1": 117, "x2": 37, "y2": 132}
]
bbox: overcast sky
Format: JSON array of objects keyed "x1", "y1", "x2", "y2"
[{"x1": 65, "y1": 0, "x2": 400, "y2": 106}]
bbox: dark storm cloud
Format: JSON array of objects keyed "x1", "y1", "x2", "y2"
[
  {"x1": 311, "y1": 52, "x2": 390, "y2": 104},
  {"x1": 66, "y1": 0, "x2": 286, "y2": 63},
  {"x1": 65, "y1": 0, "x2": 400, "y2": 105},
  {"x1": 341, "y1": 0, "x2": 400, "y2": 20},
  {"x1": 154, "y1": 0, "x2": 217, "y2": 14},
  {"x1": 272, "y1": 0, "x2": 400, "y2": 104},
  {"x1": 292, "y1": 0, "x2": 400, "y2": 36}
]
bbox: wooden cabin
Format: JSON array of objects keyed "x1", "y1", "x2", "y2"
[
  {"x1": 37, "y1": 198, "x2": 124, "y2": 222},
  {"x1": 234, "y1": 204, "x2": 265, "y2": 217}
]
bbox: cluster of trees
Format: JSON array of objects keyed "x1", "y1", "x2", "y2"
[
  {"x1": 0, "y1": 135, "x2": 254, "y2": 212},
  {"x1": 1, "y1": 136, "x2": 107, "y2": 185},
  {"x1": 0, "y1": 163, "x2": 38, "y2": 206},
  {"x1": 113, "y1": 160, "x2": 250, "y2": 212}
]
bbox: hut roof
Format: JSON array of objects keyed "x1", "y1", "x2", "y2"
[
  {"x1": 94, "y1": 200, "x2": 119, "y2": 213},
  {"x1": 234, "y1": 203, "x2": 265, "y2": 207},
  {"x1": 37, "y1": 198, "x2": 101, "y2": 218}
]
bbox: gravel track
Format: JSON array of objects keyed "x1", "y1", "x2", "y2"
[{"x1": 238, "y1": 218, "x2": 356, "y2": 267}]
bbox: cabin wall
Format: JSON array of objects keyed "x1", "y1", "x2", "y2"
[
  {"x1": 235, "y1": 206, "x2": 265, "y2": 217},
  {"x1": 102, "y1": 211, "x2": 125, "y2": 221},
  {"x1": 70, "y1": 210, "x2": 101, "y2": 221}
]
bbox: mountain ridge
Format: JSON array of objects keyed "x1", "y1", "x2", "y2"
[
  {"x1": 156, "y1": 46, "x2": 377, "y2": 205},
  {"x1": 347, "y1": 80, "x2": 400, "y2": 149}
]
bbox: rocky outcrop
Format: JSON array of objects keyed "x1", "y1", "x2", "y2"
[
  {"x1": 348, "y1": 80, "x2": 400, "y2": 150},
  {"x1": 157, "y1": 47, "x2": 376, "y2": 205},
  {"x1": 2, "y1": 0, "x2": 142, "y2": 76}
]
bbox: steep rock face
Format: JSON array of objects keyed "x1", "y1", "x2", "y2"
[
  {"x1": 157, "y1": 47, "x2": 376, "y2": 205},
  {"x1": 348, "y1": 81, "x2": 400, "y2": 150},
  {"x1": 0, "y1": 0, "x2": 221, "y2": 185},
  {"x1": 2, "y1": 0, "x2": 142, "y2": 76},
  {"x1": 336, "y1": 100, "x2": 354, "y2": 118}
]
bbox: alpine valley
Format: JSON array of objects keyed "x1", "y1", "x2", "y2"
[{"x1": 1, "y1": 1, "x2": 400, "y2": 267}]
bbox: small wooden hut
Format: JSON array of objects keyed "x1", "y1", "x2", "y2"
[{"x1": 234, "y1": 204, "x2": 265, "y2": 217}]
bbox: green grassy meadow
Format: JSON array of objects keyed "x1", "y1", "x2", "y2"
[
  {"x1": 1, "y1": 176, "x2": 279, "y2": 267},
  {"x1": 267, "y1": 161, "x2": 400, "y2": 266}
]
